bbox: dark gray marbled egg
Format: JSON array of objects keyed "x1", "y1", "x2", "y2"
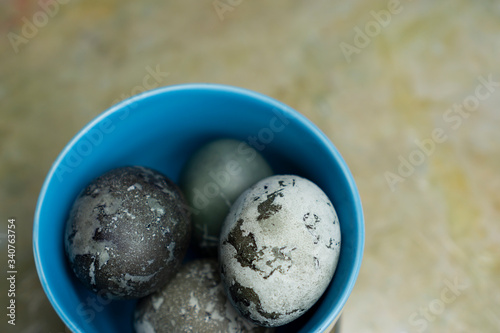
[
  {"x1": 180, "y1": 139, "x2": 273, "y2": 256},
  {"x1": 133, "y1": 259, "x2": 274, "y2": 333},
  {"x1": 64, "y1": 166, "x2": 191, "y2": 299},
  {"x1": 219, "y1": 175, "x2": 341, "y2": 327}
]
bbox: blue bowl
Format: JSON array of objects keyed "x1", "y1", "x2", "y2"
[{"x1": 33, "y1": 83, "x2": 364, "y2": 333}]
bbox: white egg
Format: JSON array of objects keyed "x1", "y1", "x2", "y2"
[{"x1": 219, "y1": 175, "x2": 341, "y2": 327}]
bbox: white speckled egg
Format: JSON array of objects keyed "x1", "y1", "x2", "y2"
[
  {"x1": 133, "y1": 259, "x2": 274, "y2": 333},
  {"x1": 180, "y1": 139, "x2": 273, "y2": 256},
  {"x1": 219, "y1": 175, "x2": 341, "y2": 327},
  {"x1": 64, "y1": 166, "x2": 191, "y2": 299}
]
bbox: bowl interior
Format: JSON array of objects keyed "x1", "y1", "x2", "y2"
[{"x1": 34, "y1": 84, "x2": 364, "y2": 333}]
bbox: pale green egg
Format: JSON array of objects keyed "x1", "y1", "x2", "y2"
[{"x1": 179, "y1": 139, "x2": 273, "y2": 256}]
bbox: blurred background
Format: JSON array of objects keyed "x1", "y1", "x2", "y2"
[{"x1": 1, "y1": 0, "x2": 499, "y2": 332}]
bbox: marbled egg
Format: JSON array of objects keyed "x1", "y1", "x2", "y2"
[
  {"x1": 180, "y1": 139, "x2": 273, "y2": 256},
  {"x1": 64, "y1": 166, "x2": 191, "y2": 299},
  {"x1": 219, "y1": 175, "x2": 341, "y2": 327},
  {"x1": 134, "y1": 259, "x2": 274, "y2": 333}
]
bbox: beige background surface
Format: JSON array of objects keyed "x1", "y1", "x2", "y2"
[{"x1": 1, "y1": 0, "x2": 500, "y2": 332}]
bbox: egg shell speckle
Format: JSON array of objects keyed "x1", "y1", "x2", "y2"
[
  {"x1": 64, "y1": 166, "x2": 191, "y2": 299},
  {"x1": 219, "y1": 175, "x2": 341, "y2": 327},
  {"x1": 133, "y1": 259, "x2": 274, "y2": 333}
]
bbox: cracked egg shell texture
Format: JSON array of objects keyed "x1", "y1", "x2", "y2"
[
  {"x1": 219, "y1": 175, "x2": 341, "y2": 327},
  {"x1": 64, "y1": 166, "x2": 191, "y2": 299},
  {"x1": 133, "y1": 259, "x2": 274, "y2": 333}
]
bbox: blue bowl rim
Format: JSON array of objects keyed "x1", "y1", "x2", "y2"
[{"x1": 33, "y1": 83, "x2": 364, "y2": 332}]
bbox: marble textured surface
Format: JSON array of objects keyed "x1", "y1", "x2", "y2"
[{"x1": 1, "y1": 0, "x2": 499, "y2": 332}]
